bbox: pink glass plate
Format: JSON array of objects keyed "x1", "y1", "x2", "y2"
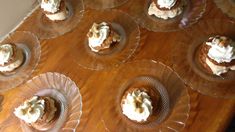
[
  {"x1": 0, "y1": 31, "x2": 41, "y2": 92},
  {"x1": 70, "y1": 10, "x2": 140, "y2": 70},
  {"x1": 101, "y1": 60, "x2": 190, "y2": 132},
  {"x1": 84, "y1": 0, "x2": 128, "y2": 9},
  {"x1": 214, "y1": 0, "x2": 235, "y2": 19},
  {"x1": 173, "y1": 19, "x2": 235, "y2": 98},
  {"x1": 127, "y1": 0, "x2": 206, "y2": 32},
  {"x1": 25, "y1": 0, "x2": 84, "y2": 39},
  {"x1": 0, "y1": 72, "x2": 82, "y2": 131}
]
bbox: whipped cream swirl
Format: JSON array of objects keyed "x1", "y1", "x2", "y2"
[
  {"x1": 41, "y1": 0, "x2": 61, "y2": 13},
  {"x1": 122, "y1": 90, "x2": 153, "y2": 122},
  {"x1": 157, "y1": 0, "x2": 177, "y2": 9},
  {"x1": 0, "y1": 44, "x2": 14, "y2": 65},
  {"x1": 14, "y1": 96, "x2": 45, "y2": 124},
  {"x1": 206, "y1": 36, "x2": 235, "y2": 63},
  {"x1": 88, "y1": 22, "x2": 110, "y2": 49}
]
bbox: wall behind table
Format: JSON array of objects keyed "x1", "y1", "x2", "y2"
[{"x1": 0, "y1": 0, "x2": 38, "y2": 40}]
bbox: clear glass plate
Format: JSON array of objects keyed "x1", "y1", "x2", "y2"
[
  {"x1": 70, "y1": 10, "x2": 140, "y2": 70},
  {"x1": 24, "y1": 0, "x2": 84, "y2": 39},
  {"x1": 101, "y1": 60, "x2": 190, "y2": 132},
  {"x1": 127, "y1": 0, "x2": 206, "y2": 32},
  {"x1": 84, "y1": 0, "x2": 128, "y2": 9},
  {"x1": 172, "y1": 19, "x2": 235, "y2": 98},
  {"x1": 0, "y1": 72, "x2": 82, "y2": 131},
  {"x1": 0, "y1": 31, "x2": 41, "y2": 92},
  {"x1": 214, "y1": 0, "x2": 235, "y2": 19}
]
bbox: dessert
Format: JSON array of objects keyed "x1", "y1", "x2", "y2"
[
  {"x1": 41, "y1": 0, "x2": 69, "y2": 21},
  {"x1": 148, "y1": 0, "x2": 186, "y2": 20},
  {"x1": 14, "y1": 96, "x2": 60, "y2": 130},
  {"x1": 0, "y1": 43, "x2": 24, "y2": 72},
  {"x1": 199, "y1": 36, "x2": 235, "y2": 76},
  {"x1": 87, "y1": 22, "x2": 121, "y2": 52},
  {"x1": 121, "y1": 89, "x2": 155, "y2": 122}
]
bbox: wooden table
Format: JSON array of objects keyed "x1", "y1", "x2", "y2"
[{"x1": 0, "y1": 0, "x2": 235, "y2": 132}]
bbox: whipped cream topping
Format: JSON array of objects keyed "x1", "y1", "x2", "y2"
[
  {"x1": 206, "y1": 36, "x2": 235, "y2": 63},
  {"x1": 87, "y1": 22, "x2": 110, "y2": 51},
  {"x1": 122, "y1": 90, "x2": 153, "y2": 122},
  {"x1": 0, "y1": 44, "x2": 14, "y2": 65},
  {"x1": 157, "y1": 0, "x2": 177, "y2": 9},
  {"x1": 41, "y1": 0, "x2": 61, "y2": 13},
  {"x1": 14, "y1": 96, "x2": 45, "y2": 124},
  {"x1": 148, "y1": 2, "x2": 183, "y2": 20}
]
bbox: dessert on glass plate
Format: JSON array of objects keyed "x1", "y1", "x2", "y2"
[
  {"x1": 70, "y1": 10, "x2": 140, "y2": 70},
  {"x1": 0, "y1": 31, "x2": 41, "y2": 92},
  {"x1": 14, "y1": 96, "x2": 60, "y2": 131},
  {"x1": 172, "y1": 19, "x2": 235, "y2": 98},
  {"x1": 0, "y1": 43, "x2": 25, "y2": 73},
  {"x1": 24, "y1": 0, "x2": 84, "y2": 39},
  {"x1": 101, "y1": 60, "x2": 190, "y2": 131},
  {"x1": 40, "y1": 0, "x2": 69, "y2": 21},
  {"x1": 0, "y1": 72, "x2": 82, "y2": 131},
  {"x1": 87, "y1": 22, "x2": 121, "y2": 52},
  {"x1": 127, "y1": 0, "x2": 206, "y2": 32},
  {"x1": 199, "y1": 35, "x2": 235, "y2": 76},
  {"x1": 148, "y1": 0, "x2": 187, "y2": 20}
]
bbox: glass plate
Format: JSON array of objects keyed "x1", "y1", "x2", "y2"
[
  {"x1": 173, "y1": 19, "x2": 235, "y2": 98},
  {"x1": 101, "y1": 60, "x2": 190, "y2": 132},
  {"x1": 0, "y1": 72, "x2": 82, "y2": 131},
  {"x1": 127, "y1": 0, "x2": 206, "y2": 32},
  {"x1": 25, "y1": 0, "x2": 84, "y2": 39},
  {"x1": 214, "y1": 0, "x2": 235, "y2": 19},
  {"x1": 70, "y1": 10, "x2": 140, "y2": 70},
  {"x1": 0, "y1": 31, "x2": 41, "y2": 92},
  {"x1": 84, "y1": 0, "x2": 128, "y2": 9}
]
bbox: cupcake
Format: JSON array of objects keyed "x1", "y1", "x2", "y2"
[
  {"x1": 199, "y1": 36, "x2": 235, "y2": 76},
  {"x1": 41, "y1": 0, "x2": 69, "y2": 21},
  {"x1": 0, "y1": 43, "x2": 24, "y2": 72},
  {"x1": 121, "y1": 87, "x2": 160, "y2": 123},
  {"x1": 148, "y1": 0, "x2": 186, "y2": 20},
  {"x1": 87, "y1": 22, "x2": 121, "y2": 52},
  {"x1": 14, "y1": 96, "x2": 60, "y2": 130}
]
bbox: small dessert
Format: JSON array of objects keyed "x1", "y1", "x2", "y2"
[
  {"x1": 0, "y1": 43, "x2": 24, "y2": 72},
  {"x1": 148, "y1": 0, "x2": 186, "y2": 20},
  {"x1": 87, "y1": 22, "x2": 121, "y2": 52},
  {"x1": 41, "y1": 0, "x2": 69, "y2": 21},
  {"x1": 199, "y1": 36, "x2": 235, "y2": 76},
  {"x1": 14, "y1": 96, "x2": 60, "y2": 130},
  {"x1": 121, "y1": 89, "x2": 154, "y2": 122}
]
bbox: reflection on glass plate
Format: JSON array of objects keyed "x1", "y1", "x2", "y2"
[
  {"x1": 84, "y1": 0, "x2": 128, "y2": 9},
  {"x1": 214, "y1": 0, "x2": 235, "y2": 19}
]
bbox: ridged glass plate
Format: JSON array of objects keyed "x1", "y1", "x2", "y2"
[
  {"x1": 173, "y1": 19, "x2": 235, "y2": 98},
  {"x1": 25, "y1": 0, "x2": 84, "y2": 39},
  {"x1": 70, "y1": 10, "x2": 140, "y2": 70},
  {"x1": 101, "y1": 60, "x2": 190, "y2": 132},
  {"x1": 84, "y1": 0, "x2": 128, "y2": 9},
  {"x1": 214, "y1": 0, "x2": 235, "y2": 19},
  {"x1": 0, "y1": 31, "x2": 41, "y2": 92},
  {"x1": 0, "y1": 72, "x2": 82, "y2": 131},
  {"x1": 127, "y1": 0, "x2": 206, "y2": 32}
]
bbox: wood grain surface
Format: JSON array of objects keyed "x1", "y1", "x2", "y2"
[{"x1": 0, "y1": 0, "x2": 235, "y2": 132}]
